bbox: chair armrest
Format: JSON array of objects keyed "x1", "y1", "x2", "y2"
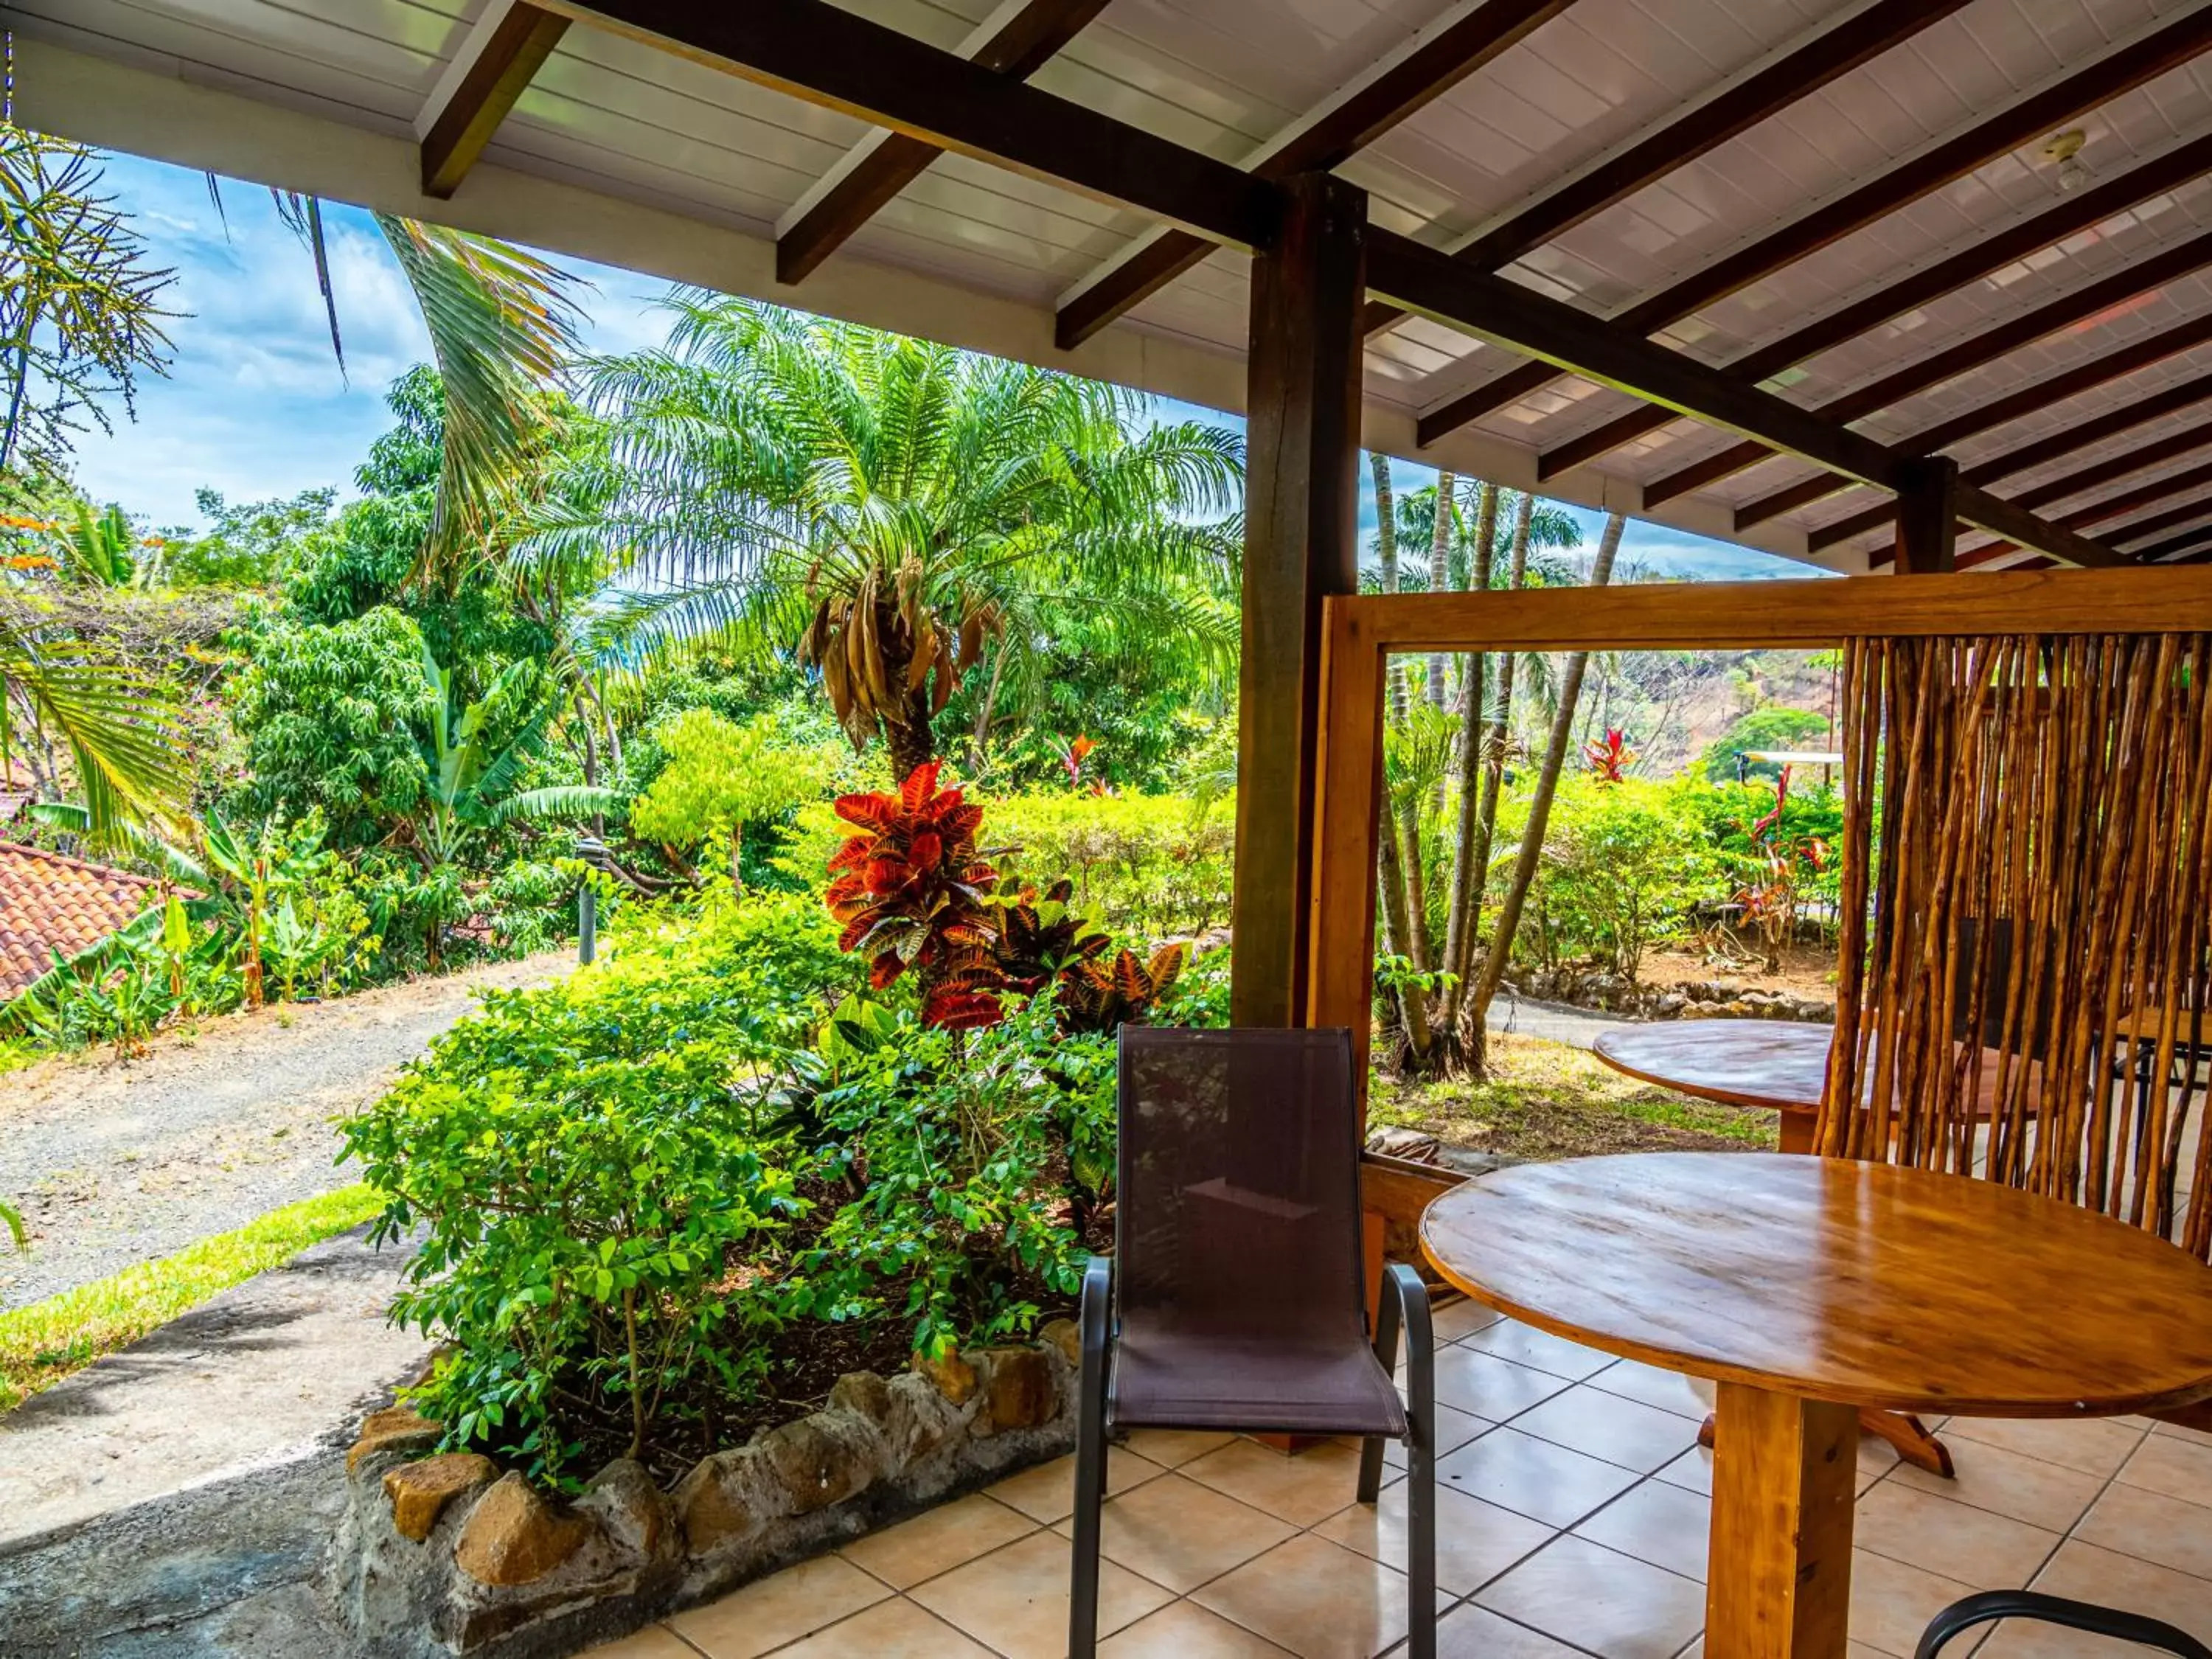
[
  {"x1": 1917, "y1": 1591, "x2": 2212, "y2": 1659},
  {"x1": 1079, "y1": 1254, "x2": 1113, "y2": 1370},
  {"x1": 1382, "y1": 1263, "x2": 1432, "y2": 1359}
]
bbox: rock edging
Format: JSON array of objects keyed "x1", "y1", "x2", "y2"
[{"x1": 332, "y1": 1327, "x2": 1079, "y2": 1658}]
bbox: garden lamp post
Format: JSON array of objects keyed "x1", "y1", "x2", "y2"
[{"x1": 575, "y1": 835, "x2": 609, "y2": 964}]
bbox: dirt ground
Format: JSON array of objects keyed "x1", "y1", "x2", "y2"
[
  {"x1": 0, "y1": 951, "x2": 571, "y2": 1310},
  {"x1": 1371, "y1": 1029, "x2": 1781, "y2": 1161},
  {"x1": 1639, "y1": 939, "x2": 1839, "y2": 1002}
]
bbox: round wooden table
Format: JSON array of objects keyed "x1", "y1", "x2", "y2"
[
  {"x1": 1422, "y1": 1153, "x2": 2212, "y2": 1659},
  {"x1": 1592, "y1": 1020, "x2": 1832, "y2": 1151}
]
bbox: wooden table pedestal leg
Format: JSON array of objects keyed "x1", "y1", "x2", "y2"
[
  {"x1": 1699, "y1": 1407, "x2": 1953, "y2": 1479},
  {"x1": 1706, "y1": 1382, "x2": 1858, "y2": 1659}
]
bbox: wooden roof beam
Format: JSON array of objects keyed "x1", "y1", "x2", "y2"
[
  {"x1": 1540, "y1": 127, "x2": 2212, "y2": 479},
  {"x1": 1414, "y1": 4, "x2": 2212, "y2": 442},
  {"x1": 552, "y1": 0, "x2": 2127, "y2": 570},
  {"x1": 1373, "y1": 0, "x2": 1977, "y2": 340},
  {"x1": 776, "y1": 0, "x2": 1111, "y2": 287},
  {"x1": 1806, "y1": 370, "x2": 2212, "y2": 552},
  {"x1": 417, "y1": 0, "x2": 570, "y2": 199},
  {"x1": 1051, "y1": 0, "x2": 1576, "y2": 349},
  {"x1": 1655, "y1": 223, "x2": 2212, "y2": 510}
]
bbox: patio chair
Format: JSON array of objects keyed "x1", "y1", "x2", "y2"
[
  {"x1": 1069, "y1": 1026, "x2": 1436, "y2": 1659},
  {"x1": 1919, "y1": 1591, "x2": 2212, "y2": 1659}
]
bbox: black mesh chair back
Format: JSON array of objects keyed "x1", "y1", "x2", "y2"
[
  {"x1": 1117, "y1": 1026, "x2": 1368, "y2": 1332},
  {"x1": 1951, "y1": 917, "x2": 2056, "y2": 1060}
]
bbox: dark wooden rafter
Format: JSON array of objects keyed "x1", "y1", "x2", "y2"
[
  {"x1": 551, "y1": 0, "x2": 2130, "y2": 570},
  {"x1": 1416, "y1": 6, "x2": 2212, "y2": 441},
  {"x1": 777, "y1": 0, "x2": 1110, "y2": 286},
  {"x1": 1052, "y1": 0, "x2": 1576, "y2": 350},
  {"x1": 1540, "y1": 126, "x2": 2212, "y2": 479},
  {"x1": 2107, "y1": 495, "x2": 2212, "y2": 546},
  {"x1": 2055, "y1": 455, "x2": 2212, "y2": 530},
  {"x1": 1659, "y1": 223, "x2": 2212, "y2": 513},
  {"x1": 2140, "y1": 528, "x2": 2212, "y2": 560},
  {"x1": 1370, "y1": 0, "x2": 1978, "y2": 344},
  {"x1": 419, "y1": 0, "x2": 570, "y2": 198},
  {"x1": 1808, "y1": 369, "x2": 2212, "y2": 552},
  {"x1": 1736, "y1": 304, "x2": 2212, "y2": 538}
]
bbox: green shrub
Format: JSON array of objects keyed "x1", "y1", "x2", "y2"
[
  {"x1": 339, "y1": 888, "x2": 860, "y2": 1481},
  {"x1": 1525, "y1": 779, "x2": 1719, "y2": 978},
  {"x1": 987, "y1": 793, "x2": 1233, "y2": 940},
  {"x1": 1699, "y1": 706, "x2": 1832, "y2": 783}
]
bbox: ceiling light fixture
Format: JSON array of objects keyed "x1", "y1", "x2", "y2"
[{"x1": 2044, "y1": 129, "x2": 2090, "y2": 193}]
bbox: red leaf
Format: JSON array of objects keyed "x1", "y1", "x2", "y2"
[
  {"x1": 898, "y1": 760, "x2": 942, "y2": 816},
  {"x1": 922, "y1": 988, "x2": 1004, "y2": 1030}
]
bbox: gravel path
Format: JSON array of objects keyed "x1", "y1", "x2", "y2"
[
  {"x1": 0, "y1": 953, "x2": 571, "y2": 1310},
  {"x1": 1484, "y1": 990, "x2": 1629, "y2": 1051}
]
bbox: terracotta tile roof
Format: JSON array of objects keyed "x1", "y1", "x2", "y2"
[{"x1": 0, "y1": 842, "x2": 170, "y2": 1001}]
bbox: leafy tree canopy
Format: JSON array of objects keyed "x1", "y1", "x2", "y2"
[{"x1": 1700, "y1": 706, "x2": 1832, "y2": 783}]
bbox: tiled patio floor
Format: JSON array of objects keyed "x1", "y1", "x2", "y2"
[{"x1": 587, "y1": 1298, "x2": 2212, "y2": 1659}]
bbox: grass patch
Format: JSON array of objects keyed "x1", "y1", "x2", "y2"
[
  {"x1": 1372, "y1": 1030, "x2": 1779, "y2": 1161},
  {"x1": 0, "y1": 1184, "x2": 386, "y2": 1412}
]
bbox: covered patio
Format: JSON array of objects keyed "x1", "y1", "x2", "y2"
[{"x1": 18, "y1": 0, "x2": 2212, "y2": 1655}]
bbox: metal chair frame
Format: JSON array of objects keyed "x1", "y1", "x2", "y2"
[{"x1": 1919, "y1": 1590, "x2": 2212, "y2": 1659}]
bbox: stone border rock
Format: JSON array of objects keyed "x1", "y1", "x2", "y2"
[{"x1": 332, "y1": 1322, "x2": 1082, "y2": 1658}]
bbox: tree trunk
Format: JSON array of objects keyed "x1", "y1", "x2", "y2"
[
  {"x1": 1438, "y1": 482, "x2": 1501, "y2": 1045},
  {"x1": 1369, "y1": 453, "x2": 1434, "y2": 1059},
  {"x1": 1375, "y1": 788, "x2": 1435, "y2": 1061},
  {"x1": 882, "y1": 681, "x2": 937, "y2": 782},
  {"x1": 1428, "y1": 473, "x2": 1453, "y2": 708},
  {"x1": 1464, "y1": 510, "x2": 1623, "y2": 1077},
  {"x1": 967, "y1": 642, "x2": 1007, "y2": 773},
  {"x1": 1458, "y1": 491, "x2": 1534, "y2": 1009}
]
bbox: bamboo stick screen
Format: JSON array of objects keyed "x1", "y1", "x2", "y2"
[{"x1": 1818, "y1": 633, "x2": 2212, "y2": 1258}]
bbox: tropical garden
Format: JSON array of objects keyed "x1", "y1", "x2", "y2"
[{"x1": 0, "y1": 125, "x2": 1843, "y2": 1470}]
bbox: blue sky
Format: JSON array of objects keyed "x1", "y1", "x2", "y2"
[{"x1": 73, "y1": 149, "x2": 1801, "y2": 580}]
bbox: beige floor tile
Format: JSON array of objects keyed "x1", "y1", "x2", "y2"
[
  {"x1": 1656, "y1": 1445, "x2": 1715, "y2": 1496},
  {"x1": 2076, "y1": 1481, "x2": 2212, "y2": 1581},
  {"x1": 988, "y1": 1449, "x2": 1165, "y2": 1524},
  {"x1": 840, "y1": 1492, "x2": 1037, "y2": 1590},
  {"x1": 1858, "y1": 1434, "x2": 1902, "y2": 1494},
  {"x1": 768, "y1": 1596, "x2": 996, "y2": 1658},
  {"x1": 1182, "y1": 1438, "x2": 1372, "y2": 1528},
  {"x1": 1514, "y1": 1386, "x2": 1704, "y2": 1475},
  {"x1": 578, "y1": 1627, "x2": 696, "y2": 1659},
  {"x1": 1100, "y1": 1599, "x2": 1296, "y2": 1657},
  {"x1": 1432, "y1": 1347, "x2": 1572, "y2": 1422},
  {"x1": 1846, "y1": 1548, "x2": 1980, "y2": 1659},
  {"x1": 669, "y1": 1556, "x2": 890, "y2": 1659},
  {"x1": 1573, "y1": 1478, "x2": 1713, "y2": 1582},
  {"x1": 1312, "y1": 1479, "x2": 1554, "y2": 1594},
  {"x1": 1888, "y1": 1435, "x2": 2107, "y2": 1533},
  {"x1": 1434, "y1": 1296, "x2": 1506, "y2": 1342},
  {"x1": 1942, "y1": 1416, "x2": 2147, "y2": 1479},
  {"x1": 2152, "y1": 1418, "x2": 2212, "y2": 1448},
  {"x1": 1855, "y1": 1482, "x2": 2062, "y2": 1587},
  {"x1": 1436, "y1": 1427, "x2": 1642, "y2": 1529},
  {"x1": 2031, "y1": 1540, "x2": 2212, "y2": 1644},
  {"x1": 1462, "y1": 1320, "x2": 1615, "y2": 1381},
  {"x1": 1436, "y1": 1602, "x2": 1587, "y2": 1659},
  {"x1": 1194, "y1": 1532, "x2": 1414, "y2": 1659},
  {"x1": 2116, "y1": 1431, "x2": 2212, "y2": 1506},
  {"x1": 1586, "y1": 1359, "x2": 1714, "y2": 1423},
  {"x1": 910, "y1": 1530, "x2": 1173, "y2": 1659},
  {"x1": 1475, "y1": 1533, "x2": 1705, "y2": 1659},
  {"x1": 1064, "y1": 1471, "x2": 1296, "y2": 1593},
  {"x1": 1378, "y1": 1400, "x2": 1490, "y2": 1470},
  {"x1": 1120, "y1": 1428, "x2": 1235, "y2": 1470}
]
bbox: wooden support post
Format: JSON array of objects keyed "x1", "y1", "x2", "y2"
[
  {"x1": 1893, "y1": 456, "x2": 1960, "y2": 574},
  {"x1": 1707, "y1": 1384, "x2": 1858, "y2": 1659},
  {"x1": 1229, "y1": 172, "x2": 1367, "y2": 1028}
]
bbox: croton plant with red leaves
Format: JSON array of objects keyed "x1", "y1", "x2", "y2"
[{"x1": 824, "y1": 760, "x2": 1007, "y2": 1029}]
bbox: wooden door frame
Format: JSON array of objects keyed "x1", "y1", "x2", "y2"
[{"x1": 1316, "y1": 566, "x2": 2212, "y2": 1225}]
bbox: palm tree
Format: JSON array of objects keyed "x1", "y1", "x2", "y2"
[
  {"x1": 530, "y1": 296, "x2": 1242, "y2": 779},
  {"x1": 0, "y1": 605, "x2": 185, "y2": 839}
]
